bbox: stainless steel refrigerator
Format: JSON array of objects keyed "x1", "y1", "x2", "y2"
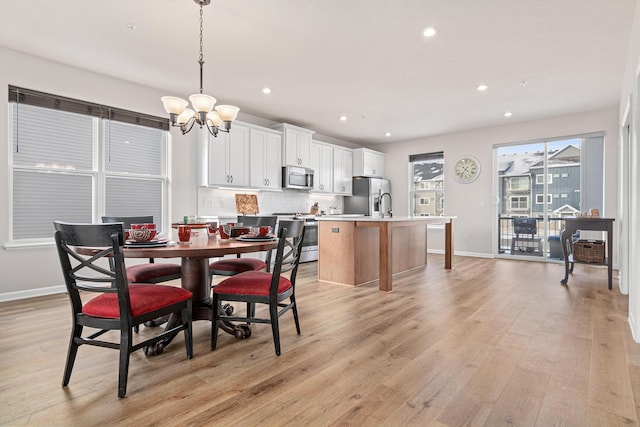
[{"x1": 343, "y1": 177, "x2": 391, "y2": 216}]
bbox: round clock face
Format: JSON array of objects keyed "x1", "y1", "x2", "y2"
[{"x1": 454, "y1": 156, "x2": 480, "y2": 183}]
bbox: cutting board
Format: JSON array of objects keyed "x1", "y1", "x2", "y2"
[{"x1": 235, "y1": 194, "x2": 259, "y2": 215}]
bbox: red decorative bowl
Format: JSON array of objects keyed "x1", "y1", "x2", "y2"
[{"x1": 127, "y1": 229, "x2": 157, "y2": 242}]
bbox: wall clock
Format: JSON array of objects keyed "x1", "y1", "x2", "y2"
[{"x1": 453, "y1": 156, "x2": 480, "y2": 183}]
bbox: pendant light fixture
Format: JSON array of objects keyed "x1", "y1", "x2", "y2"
[{"x1": 161, "y1": 0, "x2": 239, "y2": 137}]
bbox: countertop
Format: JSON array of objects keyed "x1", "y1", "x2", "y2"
[{"x1": 316, "y1": 216, "x2": 456, "y2": 222}]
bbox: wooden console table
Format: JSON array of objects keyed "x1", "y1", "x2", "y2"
[{"x1": 560, "y1": 217, "x2": 614, "y2": 289}]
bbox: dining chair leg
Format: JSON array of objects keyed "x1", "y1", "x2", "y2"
[
  {"x1": 246, "y1": 302, "x2": 256, "y2": 325},
  {"x1": 291, "y1": 296, "x2": 301, "y2": 335},
  {"x1": 183, "y1": 301, "x2": 194, "y2": 359},
  {"x1": 211, "y1": 295, "x2": 221, "y2": 351},
  {"x1": 62, "y1": 324, "x2": 83, "y2": 387},
  {"x1": 118, "y1": 329, "x2": 132, "y2": 398},
  {"x1": 269, "y1": 303, "x2": 281, "y2": 356}
]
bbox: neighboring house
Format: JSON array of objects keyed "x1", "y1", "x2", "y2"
[
  {"x1": 412, "y1": 160, "x2": 444, "y2": 216},
  {"x1": 498, "y1": 145, "x2": 581, "y2": 218},
  {"x1": 530, "y1": 145, "x2": 581, "y2": 217}
]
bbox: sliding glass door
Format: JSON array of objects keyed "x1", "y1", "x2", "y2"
[{"x1": 495, "y1": 134, "x2": 603, "y2": 261}]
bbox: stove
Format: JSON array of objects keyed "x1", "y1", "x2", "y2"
[{"x1": 272, "y1": 213, "x2": 318, "y2": 263}]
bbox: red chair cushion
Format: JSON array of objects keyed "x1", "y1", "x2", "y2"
[
  {"x1": 213, "y1": 271, "x2": 291, "y2": 296},
  {"x1": 209, "y1": 258, "x2": 267, "y2": 274},
  {"x1": 82, "y1": 284, "x2": 192, "y2": 319},
  {"x1": 126, "y1": 263, "x2": 182, "y2": 282}
]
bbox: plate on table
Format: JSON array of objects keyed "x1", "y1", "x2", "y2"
[
  {"x1": 237, "y1": 235, "x2": 277, "y2": 242},
  {"x1": 125, "y1": 239, "x2": 172, "y2": 248}
]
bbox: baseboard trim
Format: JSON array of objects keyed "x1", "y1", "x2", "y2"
[
  {"x1": 427, "y1": 249, "x2": 494, "y2": 259},
  {"x1": 0, "y1": 285, "x2": 66, "y2": 302},
  {"x1": 629, "y1": 315, "x2": 638, "y2": 343}
]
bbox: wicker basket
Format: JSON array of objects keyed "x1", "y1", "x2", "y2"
[{"x1": 573, "y1": 240, "x2": 605, "y2": 263}]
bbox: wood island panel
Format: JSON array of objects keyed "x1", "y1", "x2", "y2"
[{"x1": 318, "y1": 219, "x2": 428, "y2": 289}]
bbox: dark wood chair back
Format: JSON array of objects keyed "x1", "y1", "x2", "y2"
[
  {"x1": 237, "y1": 215, "x2": 278, "y2": 228},
  {"x1": 271, "y1": 219, "x2": 306, "y2": 288}
]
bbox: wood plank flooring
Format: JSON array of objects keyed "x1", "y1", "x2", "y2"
[{"x1": 1, "y1": 256, "x2": 638, "y2": 426}]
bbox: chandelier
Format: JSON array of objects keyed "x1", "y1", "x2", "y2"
[{"x1": 161, "y1": 0, "x2": 239, "y2": 137}]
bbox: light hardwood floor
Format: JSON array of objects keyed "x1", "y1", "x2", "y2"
[{"x1": 1, "y1": 256, "x2": 638, "y2": 426}]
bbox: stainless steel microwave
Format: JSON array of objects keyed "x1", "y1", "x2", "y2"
[{"x1": 282, "y1": 165, "x2": 314, "y2": 190}]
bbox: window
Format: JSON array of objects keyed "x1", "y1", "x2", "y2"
[
  {"x1": 535, "y1": 174, "x2": 553, "y2": 185},
  {"x1": 410, "y1": 151, "x2": 444, "y2": 217},
  {"x1": 536, "y1": 194, "x2": 552, "y2": 204},
  {"x1": 508, "y1": 176, "x2": 529, "y2": 190},
  {"x1": 510, "y1": 196, "x2": 528, "y2": 210},
  {"x1": 561, "y1": 173, "x2": 568, "y2": 177},
  {"x1": 9, "y1": 86, "x2": 169, "y2": 241}
]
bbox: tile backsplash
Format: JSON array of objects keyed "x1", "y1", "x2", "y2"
[{"x1": 197, "y1": 187, "x2": 344, "y2": 218}]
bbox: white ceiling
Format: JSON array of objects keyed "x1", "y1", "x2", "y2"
[{"x1": 0, "y1": 0, "x2": 636, "y2": 145}]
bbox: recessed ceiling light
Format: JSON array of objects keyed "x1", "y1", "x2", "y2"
[
  {"x1": 385, "y1": 132, "x2": 391, "y2": 137},
  {"x1": 261, "y1": 87, "x2": 271, "y2": 95},
  {"x1": 504, "y1": 111, "x2": 513, "y2": 117},
  {"x1": 423, "y1": 27, "x2": 438, "y2": 38},
  {"x1": 339, "y1": 115, "x2": 347, "y2": 122},
  {"x1": 520, "y1": 80, "x2": 528, "y2": 86},
  {"x1": 477, "y1": 84, "x2": 488, "y2": 91},
  {"x1": 127, "y1": 23, "x2": 136, "y2": 31}
]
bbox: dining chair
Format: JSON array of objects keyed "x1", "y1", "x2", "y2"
[
  {"x1": 211, "y1": 219, "x2": 305, "y2": 355},
  {"x1": 102, "y1": 216, "x2": 182, "y2": 283},
  {"x1": 209, "y1": 215, "x2": 278, "y2": 277},
  {"x1": 54, "y1": 221, "x2": 193, "y2": 398}
]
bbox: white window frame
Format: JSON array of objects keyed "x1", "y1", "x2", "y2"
[
  {"x1": 510, "y1": 195, "x2": 529, "y2": 210},
  {"x1": 535, "y1": 194, "x2": 552, "y2": 204},
  {"x1": 536, "y1": 174, "x2": 553, "y2": 185},
  {"x1": 508, "y1": 176, "x2": 529, "y2": 190}
]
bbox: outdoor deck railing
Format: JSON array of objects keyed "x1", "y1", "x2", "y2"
[{"x1": 498, "y1": 216, "x2": 567, "y2": 258}]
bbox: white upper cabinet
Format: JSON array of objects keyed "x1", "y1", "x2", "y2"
[
  {"x1": 333, "y1": 147, "x2": 353, "y2": 195},
  {"x1": 272, "y1": 123, "x2": 315, "y2": 168},
  {"x1": 310, "y1": 141, "x2": 333, "y2": 193},
  {"x1": 352, "y1": 147, "x2": 385, "y2": 178},
  {"x1": 207, "y1": 123, "x2": 250, "y2": 187},
  {"x1": 250, "y1": 128, "x2": 282, "y2": 190}
]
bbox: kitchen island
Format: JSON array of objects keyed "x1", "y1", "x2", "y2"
[{"x1": 317, "y1": 216, "x2": 455, "y2": 292}]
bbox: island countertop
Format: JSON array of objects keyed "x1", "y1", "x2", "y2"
[{"x1": 316, "y1": 215, "x2": 456, "y2": 223}]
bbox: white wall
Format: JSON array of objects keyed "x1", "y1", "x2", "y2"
[
  {"x1": 619, "y1": 1, "x2": 640, "y2": 340},
  {"x1": 372, "y1": 108, "x2": 620, "y2": 257}
]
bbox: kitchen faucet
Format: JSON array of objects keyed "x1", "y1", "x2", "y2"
[{"x1": 379, "y1": 192, "x2": 393, "y2": 218}]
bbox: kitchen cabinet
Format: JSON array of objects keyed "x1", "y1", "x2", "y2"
[
  {"x1": 273, "y1": 123, "x2": 314, "y2": 168},
  {"x1": 310, "y1": 141, "x2": 333, "y2": 193},
  {"x1": 250, "y1": 128, "x2": 282, "y2": 190},
  {"x1": 353, "y1": 147, "x2": 385, "y2": 178},
  {"x1": 207, "y1": 124, "x2": 250, "y2": 187},
  {"x1": 333, "y1": 147, "x2": 353, "y2": 195}
]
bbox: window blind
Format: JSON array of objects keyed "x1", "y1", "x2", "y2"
[
  {"x1": 13, "y1": 171, "x2": 93, "y2": 239},
  {"x1": 9, "y1": 85, "x2": 169, "y2": 131}
]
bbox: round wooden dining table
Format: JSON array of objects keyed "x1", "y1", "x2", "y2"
[{"x1": 124, "y1": 231, "x2": 278, "y2": 353}]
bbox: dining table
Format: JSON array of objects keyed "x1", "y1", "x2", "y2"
[{"x1": 121, "y1": 230, "x2": 278, "y2": 354}]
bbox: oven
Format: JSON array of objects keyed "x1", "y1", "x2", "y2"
[
  {"x1": 273, "y1": 214, "x2": 318, "y2": 263},
  {"x1": 299, "y1": 220, "x2": 318, "y2": 263}
]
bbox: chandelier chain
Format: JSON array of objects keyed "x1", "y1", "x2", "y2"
[{"x1": 199, "y1": 4, "x2": 204, "y2": 65}]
